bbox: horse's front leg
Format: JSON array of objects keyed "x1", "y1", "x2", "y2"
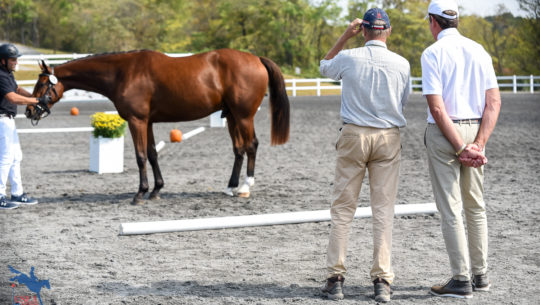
[
  {"x1": 147, "y1": 123, "x2": 164, "y2": 200},
  {"x1": 128, "y1": 119, "x2": 149, "y2": 205}
]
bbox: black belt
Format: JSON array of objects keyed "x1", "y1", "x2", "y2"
[
  {"x1": 452, "y1": 119, "x2": 481, "y2": 124},
  {"x1": 0, "y1": 113, "x2": 14, "y2": 119}
]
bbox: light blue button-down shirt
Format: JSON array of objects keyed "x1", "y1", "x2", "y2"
[{"x1": 320, "y1": 40, "x2": 410, "y2": 128}]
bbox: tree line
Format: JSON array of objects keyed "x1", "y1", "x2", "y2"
[{"x1": 1, "y1": 0, "x2": 539, "y2": 76}]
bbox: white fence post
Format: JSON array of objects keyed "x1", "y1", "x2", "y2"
[
  {"x1": 513, "y1": 75, "x2": 517, "y2": 93},
  {"x1": 531, "y1": 75, "x2": 534, "y2": 93},
  {"x1": 317, "y1": 79, "x2": 321, "y2": 96},
  {"x1": 210, "y1": 111, "x2": 226, "y2": 127}
]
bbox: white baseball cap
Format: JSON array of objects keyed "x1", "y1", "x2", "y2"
[{"x1": 426, "y1": 0, "x2": 459, "y2": 20}]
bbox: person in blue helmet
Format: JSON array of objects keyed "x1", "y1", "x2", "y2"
[
  {"x1": 319, "y1": 8, "x2": 410, "y2": 303},
  {"x1": 0, "y1": 43, "x2": 44, "y2": 210}
]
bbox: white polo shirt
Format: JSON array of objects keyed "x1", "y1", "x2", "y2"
[
  {"x1": 421, "y1": 28, "x2": 498, "y2": 123},
  {"x1": 320, "y1": 40, "x2": 410, "y2": 129}
]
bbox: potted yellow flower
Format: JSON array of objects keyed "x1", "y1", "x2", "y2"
[{"x1": 89, "y1": 112, "x2": 127, "y2": 174}]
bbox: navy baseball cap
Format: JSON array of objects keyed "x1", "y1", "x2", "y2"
[{"x1": 362, "y1": 8, "x2": 391, "y2": 30}]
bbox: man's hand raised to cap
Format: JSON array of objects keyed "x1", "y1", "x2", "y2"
[
  {"x1": 323, "y1": 18, "x2": 363, "y2": 60},
  {"x1": 344, "y1": 18, "x2": 364, "y2": 39}
]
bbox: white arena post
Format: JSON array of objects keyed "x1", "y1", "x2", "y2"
[
  {"x1": 119, "y1": 203, "x2": 437, "y2": 235},
  {"x1": 210, "y1": 111, "x2": 226, "y2": 127}
]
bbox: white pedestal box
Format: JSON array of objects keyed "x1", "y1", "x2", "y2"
[
  {"x1": 210, "y1": 111, "x2": 227, "y2": 127},
  {"x1": 89, "y1": 136, "x2": 124, "y2": 174}
]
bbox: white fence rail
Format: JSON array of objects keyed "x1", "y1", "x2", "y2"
[
  {"x1": 16, "y1": 54, "x2": 539, "y2": 98},
  {"x1": 284, "y1": 76, "x2": 539, "y2": 96},
  {"x1": 17, "y1": 52, "x2": 192, "y2": 65}
]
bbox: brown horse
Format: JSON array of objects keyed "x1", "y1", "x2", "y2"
[{"x1": 27, "y1": 49, "x2": 290, "y2": 204}]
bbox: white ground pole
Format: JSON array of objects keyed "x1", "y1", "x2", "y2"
[
  {"x1": 154, "y1": 127, "x2": 206, "y2": 153},
  {"x1": 17, "y1": 126, "x2": 205, "y2": 138},
  {"x1": 119, "y1": 203, "x2": 437, "y2": 235},
  {"x1": 17, "y1": 127, "x2": 94, "y2": 133},
  {"x1": 155, "y1": 141, "x2": 166, "y2": 152},
  {"x1": 182, "y1": 127, "x2": 205, "y2": 140}
]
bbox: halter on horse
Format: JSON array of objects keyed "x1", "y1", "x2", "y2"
[{"x1": 27, "y1": 72, "x2": 58, "y2": 126}]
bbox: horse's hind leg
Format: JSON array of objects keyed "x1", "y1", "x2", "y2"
[
  {"x1": 147, "y1": 123, "x2": 164, "y2": 200},
  {"x1": 224, "y1": 115, "x2": 245, "y2": 196},
  {"x1": 236, "y1": 118, "x2": 257, "y2": 198},
  {"x1": 237, "y1": 133, "x2": 258, "y2": 195},
  {"x1": 128, "y1": 119, "x2": 150, "y2": 205}
]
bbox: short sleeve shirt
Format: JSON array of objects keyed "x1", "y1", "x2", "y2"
[
  {"x1": 421, "y1": 28, "x2": 498, "y2": 123},
  {"x1": 320, "y1": 40, "x2": 410, "y2": 128},
  {"x1": 0, "y1": 68, "x2": 18, "y2": 116}
]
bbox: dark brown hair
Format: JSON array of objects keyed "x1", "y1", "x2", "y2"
[{"x1": 430, "y1": 10, "x2": 459, "y2": 29}]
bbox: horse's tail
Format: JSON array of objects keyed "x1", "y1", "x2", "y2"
[{"x1": 259, "y1": 57, "x2": 290, "y2": 145}]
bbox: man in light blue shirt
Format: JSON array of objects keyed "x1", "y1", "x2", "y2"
[{"x1": 319, "y1": 8, "x2": 410, "y2": 303}]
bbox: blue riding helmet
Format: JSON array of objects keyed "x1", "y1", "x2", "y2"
[{"x1": 0, "y1": 43, "x2": 22, "y2": 60}]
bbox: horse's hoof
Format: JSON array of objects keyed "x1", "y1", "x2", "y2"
[
  {"x1": 237, "y1": 183, "x2": 250, "y2": 198},
  {"x1": 237, "y1": 191, "x2": 250, "y2": 198},
  {"x1": 131, "y1": 198, "x2": 145, "y2": 205},
  {"x1": 149, "y1": 193, "x2": 160, "y2": 200},
  {"x1": 223, "y1": 187, "x2": 235, "y2": 196}
]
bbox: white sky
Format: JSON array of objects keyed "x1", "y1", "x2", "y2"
[
  {"x1": 336, "y1": 0, "x2": 526, "y2": 17},
  {"x1": 458, "y1": 0, "x2": 525, "y2": 17}
]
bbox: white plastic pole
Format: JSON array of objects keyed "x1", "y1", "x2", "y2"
[
  {"x1": 119, "y1": 203, "x2": 437, "y2": 235},
  {"x1": 17, "y1": 127, "x2": 94, "y2": 134},
  {"x1": 182, "y1": 127, "x2": 205, "y2": 140},
  {"x1": 156, "y1": 141, "x2": 166, "y2": 152}
]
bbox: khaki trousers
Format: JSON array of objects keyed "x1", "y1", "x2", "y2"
[
  {"x1": 425, "y1": 123, "x2": 488, "y2": 281},
  {"x1": 326, "y1": 124, "x2": 401, "y2": 284}
]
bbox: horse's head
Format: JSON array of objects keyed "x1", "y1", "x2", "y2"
[
  {"x1": 26, "y1": 60, "x2": 64, "y2": 125},
  {"x1": 41, "y1": 279, "x2": 51, "y2": 290}
]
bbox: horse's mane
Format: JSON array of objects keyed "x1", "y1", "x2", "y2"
[{"x1": 64, "y1": 49, "x2": 152, "y2": 65}]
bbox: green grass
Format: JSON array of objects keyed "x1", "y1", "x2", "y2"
[{"x1": 14, "y1": 68, "x2": 40, "y2": 81}]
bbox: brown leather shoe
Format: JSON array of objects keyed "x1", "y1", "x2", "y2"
[
  {"x1": 321, "y1": 275, "x2": 344, "y2": 300},
  {"x1": 431, "y1": 278, "x2": 473, "y2": 299}
]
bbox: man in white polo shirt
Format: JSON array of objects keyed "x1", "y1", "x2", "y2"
[
  {"x1": 319, "y1": 8, "x2": 410, "y2": 303},
  {"x1": 421, "y1": 0, "x2": 501, "y2": 299}
]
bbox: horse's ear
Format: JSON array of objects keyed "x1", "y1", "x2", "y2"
[
  {"x1": 38, "y1": 60, "x2": 44, "y2": 71},
  {"x1": 39, "y1": 60, "x2": 52, "y2": 74}
]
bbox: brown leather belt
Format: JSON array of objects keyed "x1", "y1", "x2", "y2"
[{"x1": 452, "y1": 119, "x2": 481, "y2": 124}]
